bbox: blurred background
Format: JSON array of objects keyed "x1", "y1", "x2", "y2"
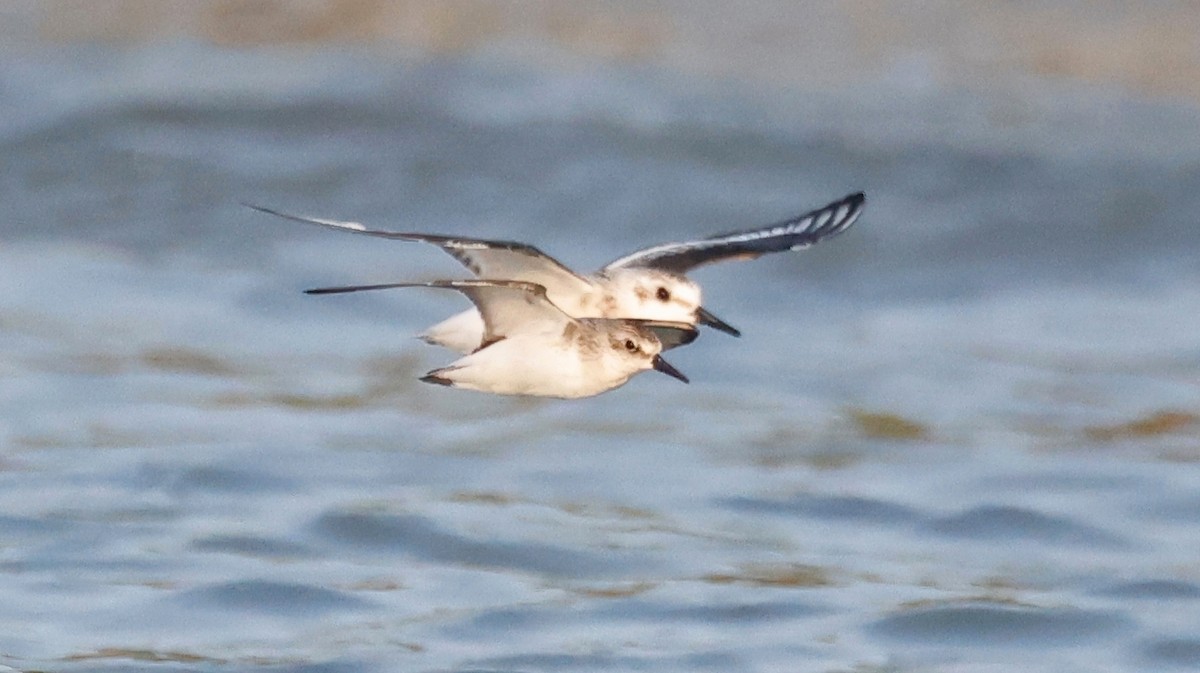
[{"x1": 3, "y1": 2, "x2": 1200, "y2": 672}]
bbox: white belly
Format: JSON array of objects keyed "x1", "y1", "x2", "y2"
[{"x1": 436, "y1": 337, "x2": 636, "y2": 399}]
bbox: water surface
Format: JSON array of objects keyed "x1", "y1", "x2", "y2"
[{"x1": 3, "y1": 8, "x2": 1200, "y2": 672}]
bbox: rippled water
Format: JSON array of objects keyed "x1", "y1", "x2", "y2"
[{"x1": 3, "y1": 27, "x2": 1200, "y2": 673}]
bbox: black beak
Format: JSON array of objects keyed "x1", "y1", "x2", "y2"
[
  {"x1": 652, "y1": 355, "x2": 689, "y2": 384},
  {"x1": 696, "y1": 306, "x2": 741, "y2": 337}
]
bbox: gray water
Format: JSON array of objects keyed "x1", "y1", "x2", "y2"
[{"x1": 4, "y1": 21, "x2": 1200, "y2": 673}]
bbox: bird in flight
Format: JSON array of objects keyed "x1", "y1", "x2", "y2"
[
  {"x1": 305, "y1": 279, "x2": 695, "y2": 398},
  {"x1": 246, "y1": 191, "x2": 864, "y2": 353}
]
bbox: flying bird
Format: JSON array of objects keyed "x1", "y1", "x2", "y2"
[
  {"x1": 247, "y1": 191, "x2": 863, "y2": 353},
  {"x1": 305, "y1": 279, "x2": 696, "y2": 399}
]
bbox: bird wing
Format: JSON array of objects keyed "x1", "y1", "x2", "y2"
[
  {"x1": 245, "y1": 204, "x2": 594, "y2": 296},
  {"x1": 601, "y1": 192, "x2": 864, "y2": 274},
  {"x1": 305, "y1": 279, "x2": 571, "y2": 345}
]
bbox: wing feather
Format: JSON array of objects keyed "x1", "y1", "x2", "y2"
[
  {"x1": 245, "y1": 203, "x2": 593, "y2": 296},
  {"x1": 305, "y1": 280, "x2": 571, "y2": 344},
  {"x1": 603, "y1": 192, "x2": 864, "y2": 274}
]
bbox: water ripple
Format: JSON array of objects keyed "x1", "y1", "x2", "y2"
[
  {"x1": 189, "y1": 534, "x2": 315, "y2": 560},
  {"x1": 869, "y1": 602, "x2": 1131, "y2": 647},
  {"x1": 925, "y1": 505, "x2": 1129, "y2": 548},
  {"x1": 310, "y1": 510, "x2": 654, "y2": 578},
  {"x1": 176, "y1": 579, "x2": 375, "y2": 616},
  {"x1": 1141, "y1": 638, "x2": 1200, "y2": 669},
  {"x1": 1096, "y1": 579, "x2": 1200, "y2": 600},
  {"x1": 721, "y1": 493, "x2": 921, "y2": 524}
]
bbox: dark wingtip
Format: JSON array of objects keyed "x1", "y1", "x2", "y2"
[
  {"x1": 420, "y1": 372, "x2": 454, "y2": 387},
  {"x1": 241, "y1": 202, "x2": 278, "y2": 216},
  {"x1": 303, "y1": 282, "x2": 419, "y2": 295}
]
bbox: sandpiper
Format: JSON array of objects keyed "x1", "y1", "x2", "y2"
[
  {"x1": 305, "y1": 279, "x2": 696, "y2": 398},
  {"x1": 247, "y1": 192, "x2": 864, "y2": 353}
]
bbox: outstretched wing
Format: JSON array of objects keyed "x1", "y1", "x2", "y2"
[
  {"x1": 245, "y1": 204, "x2": 594, "y2": 296},
  {"x1": 243, "y1": 204, "x2": 394, "y2": 237},
  {"x1": 305, "y1": 279, "x2": 571, "y2": 344},
  {"x1": 602, "y1": 192, "x2": 864, "y2": 274}
]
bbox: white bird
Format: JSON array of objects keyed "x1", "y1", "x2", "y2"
[
  {"x1": 305, "y1": 279, "x2": 696, "y2": 399},
  {"x1": 247, "y1": 191, "x2": 863, "y2": 353}
]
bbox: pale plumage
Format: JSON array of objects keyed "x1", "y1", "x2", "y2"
[
  {"x1": 304, "y1": 280, "x2": 696, "y2": 399},
  {"x1": 247, "y1": 191, "x2": 863, "y2": 353}
]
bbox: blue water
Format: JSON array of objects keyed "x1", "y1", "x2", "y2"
[{"x1": 3, "y1": 33, "x2": 1200, "y2": 673}]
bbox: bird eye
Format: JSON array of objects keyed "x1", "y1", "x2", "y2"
[
  {"x1": 656, "y1": 287, "x2": 670, "y2": 301},
  {"x1": 624, "y1": 339, "x2": 638, "y2": 352}
]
